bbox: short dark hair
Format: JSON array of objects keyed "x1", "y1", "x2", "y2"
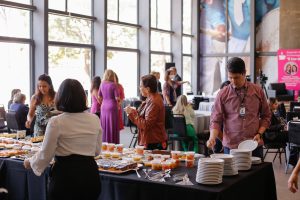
[
  {"x1": 227, "y1": 57, "x2": 246, "y2": 74},
  {"x1": 141, "y1": 75, "x2": 157, "y2": 93},
  {"x1": 55, "y1": 79, "x2": 88, "y2": 113},
  {"x1": 268, "y1": 97, "x2": 277, "y2": 105}
]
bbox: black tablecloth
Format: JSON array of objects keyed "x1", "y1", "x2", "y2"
[
  {"x1": 0, "y1": 158, "x2": 48, "y2": 200},
  {"x1": 0, "y1": 158, "x2": 277, "y2": 200},
  {"x1": 99, "y1": 162, "x2": 277, "y2": 200}
]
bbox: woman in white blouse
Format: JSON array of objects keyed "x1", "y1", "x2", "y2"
[
  {"x1": 172, "y1": 95, "x2": 198, "y2": 152},
  {"x1": 24, "y1": 79, "x2": 102, "y2": 200}
]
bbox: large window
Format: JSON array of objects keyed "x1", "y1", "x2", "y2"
[
  {"x1": 151, "y1": 0, "x2": 171, "y2": 30},
  {"x1": 107, "y1": 0, "x2": 137, "y2": 24},
  {"x1": 0, "y1": 42, "x2": 30, "y2": 106},
  {"x1": 183, "y1": 0, "x2": 192, "y2": 35},
  {"x1": 151, "y1": 54, "x2": 171, "y2": 84},
  {"x1": 0, "y1": 7, "x2": 30, "y2": 38},
  {"x1": 107, "y1": 0, "x2": 139, "y2": 98},
  {"x1": 49, "y1": 0, "x2": 92, "y2": 16},
  {"x1": 107, "y1": 51, "x2": 138, "y2": 98},
  {"x1": 150, "y1": 0, "x2": 172, "y2": 85},
  {"x1": 182, "y1": 0, "x2": 193, "y2": 95},
  {"x1": 48, "y1": 0, "x2": 94, "y2": 101},
  {"x1": 48, "y1": 14, "x2": 92, "y2": 44},
  {"x1": 151, "y1": 31, "x2": 171, "y2": 52},
  {"x1": 0, "y1": 2, "x2": 33, "y2": 106},
  {"x1": 107, "y1": 24, "x2": 137, "y2": 48},
  {"x1": 48, "y1": 46, "x2": 92, "y2": 93}
]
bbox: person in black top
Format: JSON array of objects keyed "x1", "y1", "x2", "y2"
[
  {"x1": 150, "y1": 71, "x2": 162, "y2": 93},
  {"x1": 170, "y1": 67, "x2": 182, "y2": 97},
  {"x1": 170, "y1": 67, "x2": 190, "y2": 97}
]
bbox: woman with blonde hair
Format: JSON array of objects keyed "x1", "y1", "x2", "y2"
[
  {"x1": 98, "y1": 69, "x2": 120, "y2": 143},
  {"x1": 172, "y1": 95, "x2": 198, "y2": 152}
]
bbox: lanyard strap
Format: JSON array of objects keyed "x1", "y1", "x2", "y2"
[{"x1": 235, "y1": 87, "x2": 248, "y2": 106}]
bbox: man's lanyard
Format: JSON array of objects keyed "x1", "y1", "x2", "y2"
[
  {"x1": 235, "y1": 86, "x2": 248, "y2": 117},
  {"x1": 235, "y1": 87, "x2": 248, "y2": 105}
]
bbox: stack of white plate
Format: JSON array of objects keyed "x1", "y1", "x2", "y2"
[
  {"x1": 230, "y1": 149, "x2": 252, "y2": 171},
  {"x1": 196, "y1": 158, "x2": 224, "y2": 185},
  {"x1": 251, "y1": 156, "x2": 262, "y2": 165},
  {"x1": 210, "y1": 154, "x2": 238, "y2": 176}
]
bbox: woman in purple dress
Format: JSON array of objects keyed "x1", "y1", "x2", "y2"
[
  {"x1": 99, "y1": 69, "x2": 120, "y2": 143},
  {"x1": 90, "y1": 76, "x2": 101, "y2": 118}
]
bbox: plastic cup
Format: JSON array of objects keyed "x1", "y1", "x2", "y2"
[
  {"x1": 116, "y1": 144, "x2": 124, "y2": 153},
  {"x1": 161, "y1": 155, "x2": 170, "y2": 161},
  {"x1": 170, "y1": 159, "x2": 177, "y2": 169},
  {"x1": 102, "y1": 142, "x2": 108, "y2": 151},
  {"x1": 103, "y1": 151, "x2": 111, "y2": 159},
  {"x1": 107, "y1": 143, "x2": 115, "y2": 152},
  {"x1": 111, "y1": 152, "x2": 121, "y2": 159},
  {"x1": 135, "y1": 145, "x2": 144, "y2": 155},
  {"x1": 186, "y1": 151, "x2": 195, "y2": 160},
  {"x1": 161, "y1": 161, "x2": 171, "y2": 170},
  {"x1": 171, "y1": 151, "x2": 181, "y2": 160},
  {"x1": 151, "y1": 160, "x2": 162, "y2": 170},
  {"x1": 132, "y1": 154, "x2": 142, "y2": 162},
  {"x1": 144, "y1": 153, "x2": 154, "y2": 161},
  {"x1": 17, "y1": 130, "x2": 26, "y2": 139},
  {"x1": 143, "y1": 161, "x2": 152, "y2": 167},
  {"x1": 185, "y1": 159, "x2": 194, "y2": 168}
]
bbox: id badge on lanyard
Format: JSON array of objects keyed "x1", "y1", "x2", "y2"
[
  {"x1": 236, "y1": 87, "x2": 247, "y2": 118},
  {"x1": 239, "y1": 104, "x2": 246, "y2": 117}
]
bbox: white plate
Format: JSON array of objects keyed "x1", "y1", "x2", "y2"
[
  {"x1": 238, "y1": 140, "x2": 258, "y2": 151},
  {"x1": 199, "y1": 158, "x2": 225, "y2": 163},
  {"x1": 195, "y1": 153, "x2": 205, "y2": 158}
]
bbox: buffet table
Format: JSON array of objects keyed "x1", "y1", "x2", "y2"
[{"x1": 0, "y1": 158, "x2": 277, "y2": 200}]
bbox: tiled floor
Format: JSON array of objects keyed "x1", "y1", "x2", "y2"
[{"x1": 120, "y1": 127, "x2": 300, "y2": 199}]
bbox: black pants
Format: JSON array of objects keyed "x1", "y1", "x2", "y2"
[{"x1": 48, "y1": 155, "x2": 101, "y2": 200}]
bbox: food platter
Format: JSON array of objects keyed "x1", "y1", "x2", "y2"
[{"x1": 98, "y1": 167, "x2": 140, "y2": 174}]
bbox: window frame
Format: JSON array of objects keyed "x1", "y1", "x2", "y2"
[{"x1": 0, "y1": 0, "x2": 35, "y2": 96}]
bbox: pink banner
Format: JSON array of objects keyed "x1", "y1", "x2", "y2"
[{"x1": 278, "y1": 49, "x2": 300, "y2": 99}]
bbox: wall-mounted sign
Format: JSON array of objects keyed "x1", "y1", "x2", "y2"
[{"x1": 278, "y1": 49, "x2": 300, "y2": 99}]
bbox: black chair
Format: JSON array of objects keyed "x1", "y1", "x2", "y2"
[
  {"x1": 168, "y1": 114, "x2": 193, "y2": 151},
  {"x1": 164, "y1": 105, "x2": 173, "y2": 130},
  {"x1": 286, "y1": 111, "x2": 300, "y2": 122},
  {"x1": 0, "y1": 105, "x2": 6, "y2": 121},
  {"x1": 5, "y1": 111, "x2": 20, "y2": 133},
  {"x1": 290, "y1": 101, "x2": 300, "y2": 112},
  {"x1": 128, "y1": 100, "x2": 142, "y2": 148},
  {"x1": 278, "y1": 102, "x2": 286, "y2": 118},
  {"x1": 192, "y1": 97, "x2": 209, "y2": 110},
  {"x1": 197, "y1": 131, "x2": 210, "y2": 156},
  {"x1": 262, "y1": 131, "x2": 287, "y2": 164},
  {"x1": 0, "y1": 117, "x2": 8, "y2": 133},
  {"x1": 267, "y1": 83, "x2": 294, "y2": 102},
  {"x1": 286, "y1": 121, "x2": 300, "y2": 173}
]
